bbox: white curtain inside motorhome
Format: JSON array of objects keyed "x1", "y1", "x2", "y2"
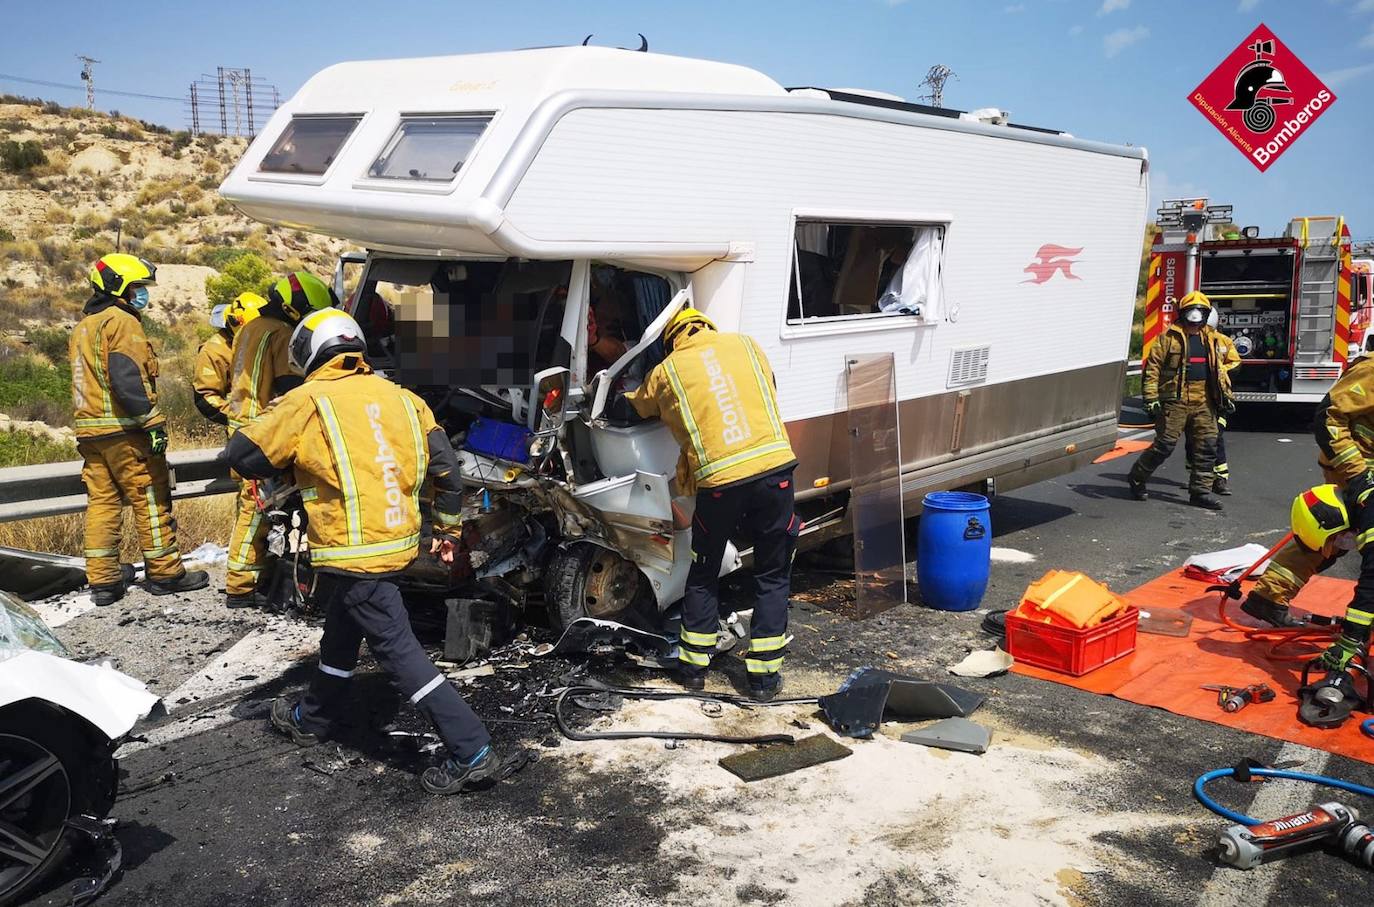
[{"x1": 877, "y1": 226, "x2": 943, "y2": 320}]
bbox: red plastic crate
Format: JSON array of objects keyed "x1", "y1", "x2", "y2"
[{"x1": 1005, "y1": 606, "x2": 1139, "y2": 676}]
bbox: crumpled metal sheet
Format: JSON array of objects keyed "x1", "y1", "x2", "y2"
[
  {"x1": 0, "y1": 545, "x2": 88, "y2": 601},
  {"x1": 819, "y1": 667, "x2": 985, "y2": 738}
]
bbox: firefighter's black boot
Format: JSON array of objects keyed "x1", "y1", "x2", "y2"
[
  {"x1": 1240, "y1": 592, "x2": 1305, "y2": 629},
  {"x1": 748, "y1": 675, "x2": 783, "y2": 703},
  {"x1": 1128, "y1": 476, "x2": 1148, "y2": 501},
  {"x1": 91, "y1": 564, "x2": 137, "y2": 607},
  {"x1": 147, "y1": 569, "x2": 210, "y2": 596},
  {"x1": 226, "y1": 591, "x2": 268, "y2": 610},
  {"x1": 270, "y1": 698, "x2": 320, "y2": 747},
  {"x1": 421, "y1": 745, "x2": 499, "y2": 795},
  {"x1": 1190, "y1": 493, "x2": 1223, "y2": 511},
  {"x1": 677, "y1": 667, "x2": 706, "y2": 693},
  {"x1": 1213, "y1": 476, "x2": 1231, "y2": 496},
  {"x1": 91, "y1": 584, "x2": 124, "y2": 608}
]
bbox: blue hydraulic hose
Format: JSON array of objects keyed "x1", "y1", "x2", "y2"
[
  {"x1": 1195, "y1": 767, "x2": 1374, "y2": 826},
  {"x1": 1364, "y1": 717, "x2": 1374, "y2": 740}
]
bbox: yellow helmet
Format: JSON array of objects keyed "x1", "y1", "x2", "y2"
[
  {"x1": 1179, "y1": 291, "x2": 1212, "y2": 327},
  {"x1": 268, "y1": 271, "x2": 338, "y2": 324},
  {"x1": 90, "y1": 253, "x2": 156, "y2": 297},
  {"x1": 663, "y1": 307, "x2": 716, "y2": 352},
  {"x1": 226, "y1": 292, "x2": 267, "y2": 332},
  {"x1": 1291, "y1": 484, "x2": 1350, "y2": 551}
]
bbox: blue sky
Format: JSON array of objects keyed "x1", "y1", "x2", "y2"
[{"x1": 4, "y1": 0, "x2": 1372, "y2": 235}]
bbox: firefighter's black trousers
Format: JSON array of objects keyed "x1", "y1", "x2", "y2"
[
  {"x1": 681, "y1": 467, "x2": 800, "y2": 687},
  {"x1": 298, "y1": 573, "x2": 491, "y2": 761}
]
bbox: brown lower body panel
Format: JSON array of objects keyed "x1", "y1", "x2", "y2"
[{"x1": 787, "y1": 360, "x2": 1124, "y2": 508}]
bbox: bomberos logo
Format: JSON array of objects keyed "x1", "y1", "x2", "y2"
[{"x1": 1188, "y1": 24, "x2": 1335, "y2": 173}]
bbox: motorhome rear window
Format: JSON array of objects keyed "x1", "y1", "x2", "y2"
[
  {"x1": 368, "y1": 115, "x2": 491, "y2": 182},
  {"x1": 788, "y1": 220, "x2": 945, "y2": 324},
  {"x1": 259, "y1": 115, "x2": 361, "y2": 175}
]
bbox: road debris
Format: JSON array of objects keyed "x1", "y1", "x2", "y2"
[
  {"x1": 819, "y1": 667, "x2": 985, "y2": 738},
  {"x1": 900, "y1": 717, "x2": 994, "y2": 755},
  {"x1": 718, "y1": 733, "x2": 853, "y2": 782},
  {"x1": 948, "y1": 647, "x2": 1014, "y2": 678}
]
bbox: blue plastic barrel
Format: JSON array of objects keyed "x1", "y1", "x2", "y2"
[{"x1": 917, "y1": 491, "x2": 992, "y2": 612}]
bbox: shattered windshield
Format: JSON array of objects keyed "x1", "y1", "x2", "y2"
[
  {"x1": 353, "y1": 258, "x2": 573, "y2": 388},
  {"x1": 0, "y1": 591, "x2": 69, "y2": 660}
]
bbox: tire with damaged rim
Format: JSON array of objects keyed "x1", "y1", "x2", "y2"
[{"x1": 545, "y1": 543, "x2": 653, "y2": 630}]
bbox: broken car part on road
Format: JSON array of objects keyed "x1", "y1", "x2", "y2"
[{"x1": 819, "y1": 667, "x2": 984, "y2": 738}]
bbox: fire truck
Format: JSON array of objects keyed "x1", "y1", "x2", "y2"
[{"x1": 1142, "y1": 199, "x2": 1371, "y2": 403}]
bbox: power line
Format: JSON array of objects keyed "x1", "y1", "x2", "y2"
[{"x1": 0, "y1": 71, "x2": 182, "y2": 103}]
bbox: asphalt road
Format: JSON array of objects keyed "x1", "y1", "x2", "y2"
[{"x1": 25, "y1": 405, "x2": 1374, "y2": 906}]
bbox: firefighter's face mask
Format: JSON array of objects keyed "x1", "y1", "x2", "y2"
[
  {"x1": 1182, "y1": 307, "x2": 1206, "y2": 325},
  {"x1": 129, "y1": 285, "x2": 150, "y2": 311}
]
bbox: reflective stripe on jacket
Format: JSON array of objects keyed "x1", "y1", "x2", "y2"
[
  {"x1": 226, "y1": 315, "x2": 292, "y2": 432},
  {"x1": 1316, "y1": 357, "x2": 1374, "y2": 485},
  {"x1": 1142, "y1": 325, "x2": 1232, "y2": 407},
  {"x1": 232, "y1": 354, "x2": 462, "y2": 575},
  {"x1": 70, "y1": 295, "x2": 165, "y2": 441},
  {"x1": 626, "y1": 330, "x2": 796, "y2": 492},
  {"x1": 193, "y1": 331, "x2": 233, "y2": 425}
]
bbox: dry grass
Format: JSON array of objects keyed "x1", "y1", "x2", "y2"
[{"x1": 0, "y1": 492, "x2": 235, "y2": 558}]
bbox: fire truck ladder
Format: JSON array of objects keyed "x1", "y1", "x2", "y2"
[{"x1": 1289, "y1": 216, "x2": 1343, "y2": 366}]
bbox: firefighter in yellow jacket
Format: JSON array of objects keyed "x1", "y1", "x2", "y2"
[
  {"x1": 625, "y1": 308, "x2": 799, "y2": 701},
  {"x1": 1128, "y1": 292, "x2": 1234, "y2": 510},
  {"x1": 72, "y1": 254, "x2": 209, "y2": 606},
  {"x1": 223, "y1": 308, "x2": 501, "y2": 794},
  {"x1": 193, "y1": 293, "x2": 266, "y2": 428},
  {"x1": 1241, "y1": 353, "x2": 1374, "y2": 632},
  {"x1": 224, "y1": 274, "x2": 335, "y2": 608},
  {"x1": 192, "y1": 305, "x2": 233, "y2": 427}
]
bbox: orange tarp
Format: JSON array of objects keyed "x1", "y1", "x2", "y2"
[
  {"x1": 1014, "y1": 568, "x2": 1374, "y2": 764},
  {"x1": 1093, "y1": 439, "x2": 1151, "y2": 464}
]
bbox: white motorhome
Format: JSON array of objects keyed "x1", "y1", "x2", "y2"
[{"x1": 220, "y1": 46, "x2": 1149, "y2": 629}]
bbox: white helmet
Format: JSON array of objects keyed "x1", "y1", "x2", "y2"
[
  {"x1": 289, "y1": 307, "x2": 366, "y2": 375},
  {"x1": 1207, "y1": 307, "x2": 1219, "y2": 329}
]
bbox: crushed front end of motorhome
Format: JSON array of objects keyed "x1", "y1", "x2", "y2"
[
  {"x1": 343, "y1": 253, "x2": 736, "y2": 635},
  {"x1": 219, "y1": 45, "x2": 1150, "y2": 644}
]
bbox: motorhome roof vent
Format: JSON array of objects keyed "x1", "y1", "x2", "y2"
[
  {"x1": 959, "y1": 107, "x2": 1010, "y2": 126},
  {"x1": 948, "y1": 345, "x2": 991, "y2": 388}
]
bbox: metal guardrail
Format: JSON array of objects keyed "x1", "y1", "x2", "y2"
[{"x1": 0, "y1": 448, "x2": 232, "y2": 523}]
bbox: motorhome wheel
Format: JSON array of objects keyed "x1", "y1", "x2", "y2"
[{"x1": 546, "y1": 544, "x2": 650, "y2": 630}]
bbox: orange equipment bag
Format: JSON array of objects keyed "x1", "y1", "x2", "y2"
[{"x1": 1014, "y1": 570, "x2": 1127, "y2": 630}]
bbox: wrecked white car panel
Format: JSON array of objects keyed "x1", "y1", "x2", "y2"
[
  {"x1": 0, "y1": 651, "x2": 158, "y2": 741},
  {"x1": 1, "y1": 590, "x2": 157, "y2": 740}
]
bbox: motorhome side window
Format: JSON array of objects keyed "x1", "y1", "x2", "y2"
[
  {"x1": 788, "y1": 221, "x2": 944, "y2": 324},
  {"x1": 368, "y1": 115, "x2": 492, "y2": 182},
  {"x1": 351, "y1": 258, "x2": 573, "y2": 388},
  {"x1": 258, "y1": 116, "x2": 362, "y2": 175}
]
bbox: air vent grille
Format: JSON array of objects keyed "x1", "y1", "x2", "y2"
[{"x1": 948, "y1": 346, "x2": 991, "y2": 387}]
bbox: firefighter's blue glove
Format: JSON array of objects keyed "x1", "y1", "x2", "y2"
[
  {"x1": 147, "y1": 426, "x2": 169, "y2": 456},
  {"x1": 1145, "y1": 400, "x2": 1162, "y2": 417}
]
